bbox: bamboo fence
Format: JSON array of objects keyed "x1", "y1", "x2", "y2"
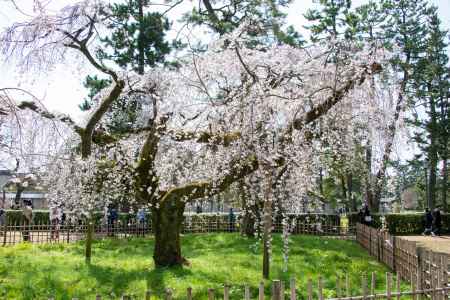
[{"x1": 356, "y1": 223, "x2": 450, "y2": 299}]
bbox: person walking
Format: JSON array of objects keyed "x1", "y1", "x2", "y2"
[
  {"x1": 22, "y1": 200, "x2": 33, "y2": 241},
  {"x1": 422, "y1": 208, "x2": 433, "y2": 236},
  {"x1": 137, "y1": 208, "x2": 146, "y2": 236},
  {"x1": 107, "y1": 206, "x2": 118, "y2": 237},
  {"x1": 0, "y1": 206, "x2": 5, "y2": 236},
  {"x1": 432, "y1": 208, "x2": 442, "y2": 236},
  {"x1": 363, "y1": 205, "x2": 372, "y2": 226},
  {"x1": 228, "y1": 208, "x2": 236, "y2": 232},
  {"x1": 50, "y1": 205, "x2": 61, "y2": 240}
]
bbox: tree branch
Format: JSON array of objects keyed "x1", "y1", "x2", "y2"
[{"x1": 160, "y1": 153, "x2": 260, "y2": 204}]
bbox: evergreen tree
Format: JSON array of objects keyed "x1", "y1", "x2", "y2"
[
  {"x1": 183, "y1": 0, "x2": 305, "y2": 47},
  {"x1": 409, "y1": 10, "x2": 449, "y2": 210},
  {"x1": 304, "y1": 0, "x2": 357, "y2": 42},
  {"x1": 80, "y1": 0, "x2": 173, "y2": 134},
  {"x1": 97, "y1": 0, "x2": 172, "y2": 75}
]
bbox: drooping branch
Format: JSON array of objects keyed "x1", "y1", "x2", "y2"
[
  {"x1": 157, "y1": 62, "x2": 383, "y2": 207},
  {"x1": 91, "y1": 128, "x2": 242, "y2": 147},
  {"x1": 15, "y1": 100, "x2": 79, "y2": 129},
  {"x1": 167, "y1": 130, "x2": 241, "y2": 146},
  {"x1": 292, "y1": 62, "x2": 383, "y2": 132}
]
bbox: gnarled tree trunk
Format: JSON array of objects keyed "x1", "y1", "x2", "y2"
[{"x1": 152, "y1": 198, "x2": 186, "y2": 267}]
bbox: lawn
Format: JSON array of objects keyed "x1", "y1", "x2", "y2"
[{"x1": 0, "y1": 234, "x2": 399, "y2": 299}]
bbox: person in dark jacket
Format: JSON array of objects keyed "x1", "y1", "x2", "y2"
[
  {"x1": 432, "y1": 208, "x2": 442, "y2": 236},
  {"x1": 228, "y1": 208, "x2": 236, "y2": 232},
  {"x1": 363, "y1": 205, "x2": 372, "y2": 226},
  {"x1": 422, "y1": 208, "x2": 433, "y2": 235}
]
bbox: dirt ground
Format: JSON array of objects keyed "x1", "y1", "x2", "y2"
[{"x1": 400, "y1": 235, "x2": 450, "y2": 255}]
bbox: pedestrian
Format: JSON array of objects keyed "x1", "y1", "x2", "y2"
[
  {"x1": 137, "y1": 208, "x2": 146, "y2": 224},
  {"x1": 137, "y1": 208, "x2": 146, "y2": 236},
  {"x1": 107, "y1": 206, "x2": 118, "y2": 236},
  {"x1": 422, "y1": 208, "x2": 433, "y2": 236},
  {"x1": 432, "y1": 208, "x2": 442, "y2": 236},
  {"x1": 50, "y1": 205, "x2": 61, "y2": 240},
  {"x1": 363, "y1": 205, "x2": 372, "y2": 226},
  {"x1": 228, "y1": 207, "x2": 236, "y2": 232},
  {"x1": 22, "y1": 200, "x2": 33, "y2": 241},
  {"x1": 0, "y1": 206, "x2": 5, "y2": 236},
  {"x1": 358, "y1": 207, "x2": 365, "y2": 224}
]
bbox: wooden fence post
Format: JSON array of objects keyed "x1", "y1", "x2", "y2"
[
  {"x1": 442, "y1": 256, "x2": 448, "y2": 299},
  {"x1": 386, "y1": 272, "x2": 392, "y2": 300},
  {"x1": 145, "y1": 290, "x2": 151, "y2": 300},
  {"x1": 371, "y1": 272, "x2": 376, "y2": 296},
  {"x1": 290, "y1": 277, "x2": 296, "y2": 300},
  {"x1": 336, "y1": 275, "x2": 341, "y2": 299},
  {"x1": 318, "y1": 276, "x2": 324, "y2": 300},
  {"x1": 392, "y1": 237, "x2": 397, "y2": 273},
  {"x1": 361, "y1": 273, "x2": 368, "y2": 300},
  {"x1": 396, "y1": 272, "x2": 401, "y2": 300},
  {"x1": 307, "y1": 279, "x2": 312, "y2": 300},
  {"x1": 272, "y1": 280, "x2": 281, "y2": 300},
  {"x1": 187, "y1": 287, "x2": 192, "y2": 300},
  {"x1": 259, "y1": 282, "x2": 264, "y2": 300},
  {"x1": 346, "y1": 273, "x2": 350, "y2": 297},
  {"x1": 165, "y1": 288, "x2": 172, "y2": 300},
  {"x1": 223, "y1": 285, "x2": 229, "y2": 300},
  {"x1": 244, "y1": 285, "x2": 250, "y2": 300},
  {"x1": 95, "y1": 294, "x2": 102, "y2": 300},
  {"x1": 208, "y1": 288, "x2": 215, "y2": 300}
]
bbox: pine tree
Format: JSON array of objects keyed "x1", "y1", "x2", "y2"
[
  {"x1": 80, "y1": 0, "x2": 173, "y2": 134},
  {"x1": 304, "y1": 0, "x2": 355, "y2": 42},
  {"x1": 357, "y1": 0, "x2": 432, "y2": 211},
  {"x1": 184, "y1": 0, "x2": 304, "y2": 47},
  {"x1": 97, "y1": 0, "x2": 172, "y2": 75},
  {"x1": 409, "y1": 10, "x2": 449, "y2": 210}
]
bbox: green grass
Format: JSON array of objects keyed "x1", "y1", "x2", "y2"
[{"x1": 0, "y1": 234, "x2": 403, "y2": 299}]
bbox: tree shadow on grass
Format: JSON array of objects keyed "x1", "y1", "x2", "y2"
[
  {"x1": 145, "y1": 265, "x2": 193, "y2": 298},
  {"x1": 86, "y1": 262, "x2": 152, "y2": 298}
]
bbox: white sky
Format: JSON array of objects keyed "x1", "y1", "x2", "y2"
[{"x1": 0, "y1": 0, "x2": 449, "y2": 123}]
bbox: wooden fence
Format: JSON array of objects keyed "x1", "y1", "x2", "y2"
[
  {"x1": 0, "y1": 220, "x2": 354, "y2": 246},
  {"x1": 47, "y1": 275, "x2": 450, "y2": 300},
  {"x1": 356, "y1": 223, "x2": 450, "y2": 298}
]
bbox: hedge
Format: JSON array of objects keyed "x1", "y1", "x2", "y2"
[{"x1": 349, "y1": 212, "x2": 450, "y2": 235}]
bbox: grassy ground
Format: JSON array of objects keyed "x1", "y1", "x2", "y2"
[{"x1": 0, "y1": 234, "x2": 402, "y2": 299}]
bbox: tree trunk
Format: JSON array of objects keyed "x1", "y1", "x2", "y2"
[
  {"x1": 442, "y1": 158, "x2": 448, "y2": 212},
  {"x1": 152, "y1": 198, "x2": 186, "y2": 267},
  {"x1": 241, "y1": 202, "x2": 259, "y2": 238},
  {"x1": 364, "y1": 144, "x2": 378, "y2": 212},
  {"x1": 14, "y1": 184, "x2": 24, "y2": 208},
  {"x1": 137, "y1": 0, "x2": 145, "y2": 75},
  {"x1": 262, "y1": 170, "x2": 273, "y2": 279},
  {"x1": 428, "y1": 94, "x2": 438, "y2": 210},
  {"x1": 428, "y1": 159, "x2": 437, "y2": 210}
]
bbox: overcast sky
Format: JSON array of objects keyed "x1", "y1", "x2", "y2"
[{"x1": 0, "y1": 0, "x2": 449, "y2": 123}]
